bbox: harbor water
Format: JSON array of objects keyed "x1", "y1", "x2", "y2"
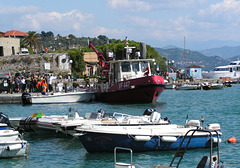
[{"x1": 0, "y1": 85, "x2": 240, "y2": 168}]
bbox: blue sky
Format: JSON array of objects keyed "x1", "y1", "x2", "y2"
[{"x1": 1, "y1": 0, "x2": 240, "y2": 50}]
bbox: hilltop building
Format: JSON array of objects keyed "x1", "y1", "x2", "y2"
[{"x1": 0, "y1": 30, "x2": 28, "y2": 56}]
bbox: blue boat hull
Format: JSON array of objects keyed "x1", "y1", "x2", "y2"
[{"x1": 79, "y1": 132, "x2": 220, "y2": 153}]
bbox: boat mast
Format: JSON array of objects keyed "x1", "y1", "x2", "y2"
[
  {"x1": 184, "y1": 36, "x2": 186, "y2": 79},
  {"x1": 124, "y1": 37, "x2": 135, "y2": 60}
]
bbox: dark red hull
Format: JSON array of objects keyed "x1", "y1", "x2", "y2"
[{"x1": 97, "y1": 76, "x2": 165, "y2": 103}]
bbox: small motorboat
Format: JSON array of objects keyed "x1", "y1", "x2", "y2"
[
  {"x1": 0, "y1": 113, "x2": 29, "y2": 158},
  {"x1": 176, "y1": 84, "x2": 198, "y2": 90},
  {"x1": 10, "y1": 110, "x2": 80, "y2": 134},
  {"x1": 210, "y1": 83, "x2": 224, "y2": 90},
  {"x1": 53, "y1": 108, "x2": 170, "y2": 136},
  {"x1": 75, "y1": 116, "x2": 222, "y2": 153},
  {"x1": 114, "y1": 129, "x2": 224, "y2": 168},
  {"x1": 21, "y1": 90, "x2": 96, "y2": 105}
]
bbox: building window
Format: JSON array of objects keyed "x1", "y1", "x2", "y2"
[
  {"x1": 0, "y1": 46, "x2": 3, "y2": 56},
  {"x1": 12, "y1": 46, "x2": 15, "y2": 55}
]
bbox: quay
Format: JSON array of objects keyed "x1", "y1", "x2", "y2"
[
  {"x1": 0, "y1": 78, "x2": 95, "y2": 104},
  {"x1": 0, "y1": 93, "x2": 22, "y2": 104},
  {"x1": 0, "y1": 78, "x2": 238, "y2": 104}
]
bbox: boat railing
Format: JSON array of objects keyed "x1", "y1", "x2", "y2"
[
  {"x1": 114, "y1": 147, "x2": 135, "y2": 168},
  {"x1": 169, "y1": 129, "x2": 220, "y2": 168}
]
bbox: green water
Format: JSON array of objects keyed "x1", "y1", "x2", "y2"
[{"x1": 0, "y1": 85, "x2": 240, "y2": 168}]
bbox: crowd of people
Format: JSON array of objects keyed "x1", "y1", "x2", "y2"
[{"x1": 10, "y1": 74, "x2": 55, "y2": 94}]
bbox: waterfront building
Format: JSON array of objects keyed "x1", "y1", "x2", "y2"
[{"x1": 185, "y1": 65, "x2": 203, "y2": 79}]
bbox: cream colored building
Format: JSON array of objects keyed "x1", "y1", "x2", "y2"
[
  {"x1": 83, "y1": 52, "x2": 99, "y2": 76},
  {"x1": 0, "y1": 38, "x2": 20, "y2": 56}
]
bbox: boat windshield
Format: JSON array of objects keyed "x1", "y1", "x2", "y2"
[
  {"x1": 141, "y1": 62, "x2": 149, "y2": 72},
  {"x1": 213, "y1": 68, "x2": 229, "y2": 71},
  {"x1": 132, "y1": 62, "x2": 140, "y2": 72},
  {"x1": 121, "y1": 62, "x2": 131, "y2": 72}
]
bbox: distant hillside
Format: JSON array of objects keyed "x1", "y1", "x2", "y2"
[
  {"x1": 199, "y1": 46, "x2": 240, "y2": 59},
  {"x1": 155, "y1": 47, "x2": 230, "y2": 71}
]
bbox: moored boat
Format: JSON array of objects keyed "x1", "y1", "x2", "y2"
[
  {"x1": 203, "y1": 60, "x2": 240, "y2": 79},
  {"x1": 75, "y1": 116, "x2": 222, "y2": 153},
  {"x1": 21, "y1": 90, "x2": 96, "y2": 105},
  {"x1": 0, "y1": 113, "x2": 29, "y2": 158},
  {"x1": 89, "y1": 38, "x2": 165, "y2": 103},
  {"x1": 176, "y1": 84, "x2": 198, "y2": 90},
  {"x1": 54, "y1": 108, "x2": 170, "y2": 136}
]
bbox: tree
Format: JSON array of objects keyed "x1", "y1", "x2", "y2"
[
  {"x1": 22, "y1": 31, "x2": 40, "y2": 51},
  {"x1": 68, "y1": 49, "x2": 85, "y2": 75}
]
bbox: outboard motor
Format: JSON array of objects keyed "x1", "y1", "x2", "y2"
[
  {"x1": 0, "y1": 112, "x2": 14, "y2": 128},
  {"x1": 143, "y1": 109, "x2": 156, "y2": 116},
  {"x1": 97, "y1": 109, "x2": 106, "y2": 118},
  {"x1": 22, "y1": 93, "x2": 32, "y2": 105}
]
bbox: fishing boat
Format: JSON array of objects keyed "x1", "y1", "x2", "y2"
[
  {"x1": 203, "y1": 60, "x2": 240, "y2": 79},
  {"x1": 75, "y1": 116, "x2": 222, "y2": 153},
  {"x1": 0, "y1": 113, "x2": 29, "y2": 158},
  {"x1": 21, "y1": 90, "x2": 96, "y2": 105},
  {"x1": 89, "y1": 37, "x2": 165, "y2": 103}
]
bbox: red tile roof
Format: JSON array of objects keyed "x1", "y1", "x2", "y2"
[
  {"x1": 0, "y1": 32, "x2": 5, "y2": 37},
  {"x1": 4, "y1": 30, "x2": 28, "y2": 37},
  {"x1": 186, "y1": 65, "x2": 202, "y2": 68}
]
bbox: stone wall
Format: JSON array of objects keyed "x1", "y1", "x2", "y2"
[{"x1": 0, "y1": 53, "x2": 71, "y2": 76}]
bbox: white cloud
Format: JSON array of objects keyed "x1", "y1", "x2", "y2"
[
  {"x1": 106, "y1": 0, "x2": 151, "y2": 11},
  {"x1": 199, "y1": 0, "x2": 240, "y2": 20},
  {"x1": 0, "y1": 4, "x2": 38, "y2": 14},
  {"x1": 17, "y1": 10, "x2": 93, "y2": 32},
  {"x1": 122, "y1": 16, "x2": 158, "y2": 27}
]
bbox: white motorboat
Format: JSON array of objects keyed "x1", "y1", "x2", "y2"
[
  {"x1": 176, "y1": 84, "x2": 198, "y2": 90},
  {"x1": 210, "y1": 83, "x2": 224, "y2": 90},
  {"x1": 0, "y1": 113, "x2": 29, "y2": 158},
  {"x1": 10, "y1": 108, "x2": 170, "y2": 136},
  {"x1": 203, "y1": 60, "x2": 240, "y2": 79},
  {"x1": 21, "y1": 90, "x2": 96, "y2": 105},
  {"x1": 10, "y1": 112, "x2": 76, "y2": 134},
  {"x1": 75, "y1": 116, "x2": 222, "y2": 153},
  {"x1": 165, "y1": 83, "x2": 177, "y2": 89},
  {"x1": 114, "y1": 129, "x2": 223, "y2": 168},
  {"x1": 54, "y1": 109, "x2": 170, "y2": 136}
]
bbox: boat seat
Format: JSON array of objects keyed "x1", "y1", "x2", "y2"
[{"x1": 196, "y1": 156, "x2": 210, "y2": 168}]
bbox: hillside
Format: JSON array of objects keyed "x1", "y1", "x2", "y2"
[
  {"x1": 199, "y1": 46, "x2": 240, "y2": 59},
  {"x1": 155, "y1": 47, "x2": 230, "y2": 71}
]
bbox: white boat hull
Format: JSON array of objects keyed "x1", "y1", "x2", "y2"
[
  {"x1": 31, "y1": 91, "x2": 95, "y2": 104},
  {"x1": 0, "y1": 129, "x2": 29, "y2": 158}
]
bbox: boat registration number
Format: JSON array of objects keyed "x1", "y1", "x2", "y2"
[{"x1": 118, "y1": 81, "x2": 130, "y2": 89}]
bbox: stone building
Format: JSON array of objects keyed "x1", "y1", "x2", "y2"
[
  {"x1": 0, "y1": 38, "x2": 20, "y2": 56},
  {"x1": 0, "y1": 30, "x2": 28, "y2": 57}
]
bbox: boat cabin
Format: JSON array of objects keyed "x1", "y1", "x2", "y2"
[{"x1": 108, "y1": 59, "x2": 154, "y2": 85}]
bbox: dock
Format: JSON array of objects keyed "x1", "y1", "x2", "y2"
[{"x1": 0, "y1": 93, "x2": 22, "y2": 104}]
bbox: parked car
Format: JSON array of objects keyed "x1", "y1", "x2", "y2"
[
  {"x1": 19, "y1": 48, "x2": 29, "y2": 55},
  {"x1": 0, "y1": 70, "x2": 11, "y2": 79},
  {"x1": 0, "y1": 78, "x2": 11, "y2": 93}
]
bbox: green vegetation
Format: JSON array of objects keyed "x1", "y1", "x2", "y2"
[
  {"x1": 35, "y1": 32, "x2": 166, "y2": 74},
  {"x1": 22, "y1": 31, "x2": 40, "y2": 52},
  {"x1": 155, "y1": 48, "x2": 229, "y2": 71}
]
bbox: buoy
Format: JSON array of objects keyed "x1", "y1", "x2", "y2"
[{"x1": 227, "y1": 137, "x2": 237, "y2": 144}]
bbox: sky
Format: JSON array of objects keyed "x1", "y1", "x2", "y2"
[{"x1": 1, "y1": 0, "x2": 240, "y2": 50}]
